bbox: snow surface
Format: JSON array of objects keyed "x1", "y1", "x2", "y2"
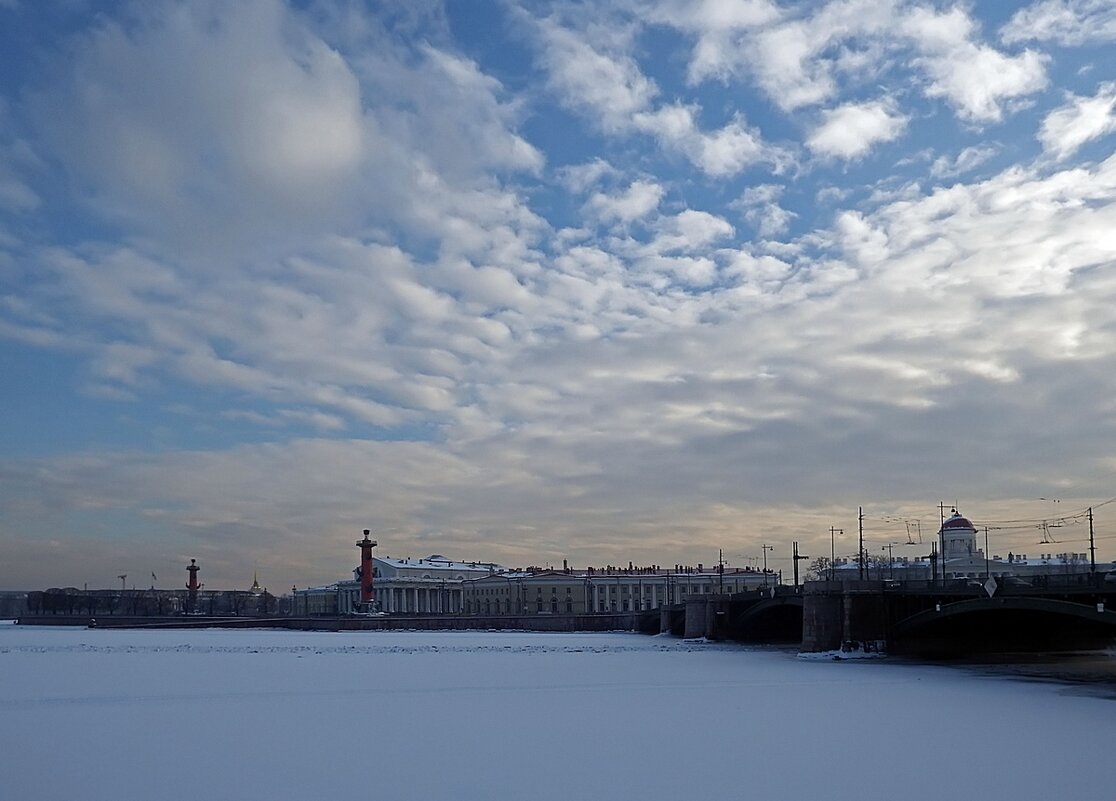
[{"x1": 1, "y1": 626, "x2": 1113, "y2": 801}]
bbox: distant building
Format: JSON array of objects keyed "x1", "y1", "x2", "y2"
[
  {"x1": 826, "y1": 509, "x2": 1114, "y2": 583},
  {"x1": 463, "y1": 566, "x2": 773, "y2": 615},
  {"x1": 292, "y1": 554, "x2": 508, "y2": 615},
  {"x1": 0, "y1": 591, "x2": 28, "y2": 619},
  {"x1": 292, "y1": 554, "x2": 777, "y2": 616},
  {"x1": 936, "y1": 509, "x2": 1110, "y2": 581}
]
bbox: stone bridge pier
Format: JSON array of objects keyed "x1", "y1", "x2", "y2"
[
  {"x1": 801, "y1": 582, "x2": 888, "y2": 652},
  {"x1": 683, "y1": 596, "x2": 728, "y2": 639}
]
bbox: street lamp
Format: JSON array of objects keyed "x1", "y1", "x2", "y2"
[
  {"x1": 881, "y1": 543, "x2": 895, "y2": 580},
  {"x1": 829, "y1": 528, "x2": 842, "y2": 582}
]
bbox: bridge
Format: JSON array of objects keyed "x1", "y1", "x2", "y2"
[
  {"x1": 676, "y1": 573, "x2": 1116, "y2": 656},
  {"x1": 17, "y1": 574, "x2": 1116, "y2": 656}
]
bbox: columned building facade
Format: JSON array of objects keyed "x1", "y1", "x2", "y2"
[
  {"x1": 296, "y1": 558, "x2": 776, "y2": 617},
  {"x1": 462, "y1": 567, "x2": 774, "y2": 615},
  {"x1": 294, "y1": 554, "x2": 508, "y2": 615}
]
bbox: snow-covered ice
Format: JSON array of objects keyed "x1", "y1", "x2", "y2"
[{"x1": 1, "y1": 626, "x2": 1113, "y2": 800}]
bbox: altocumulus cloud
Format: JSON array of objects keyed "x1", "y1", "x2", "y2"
[{"x1": 1, "y1": 0, "x2": 1116, "y2": 590}]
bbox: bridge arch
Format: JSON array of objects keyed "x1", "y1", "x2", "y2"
[
  {"x1": 891, "y1": 596, "x2": 1116, "y2": 656},
  {"x1": 731, "y1": 596, "x2": 803, "y2": 643}
]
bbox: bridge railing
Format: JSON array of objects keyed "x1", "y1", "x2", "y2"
[{"x1": 807, "y1": 573, "x2": 1114, "y2": 595}]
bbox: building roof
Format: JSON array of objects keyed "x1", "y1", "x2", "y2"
[
  {"x1": 941, "y1": 511, "x2": 976, "y2": 532},
  {"x1": 376, "y1": 555, "x2": 504, "y2": 573}
]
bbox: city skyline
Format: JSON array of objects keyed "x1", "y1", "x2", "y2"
[{"x1": 3, "y1": 1, "x2": 1116, "y2": 591}]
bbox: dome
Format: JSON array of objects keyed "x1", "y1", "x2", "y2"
[{"x1": 941, "y1": 512, "x2": 975, "y2": 532}]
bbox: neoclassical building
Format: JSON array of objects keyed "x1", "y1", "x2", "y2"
[
  {"x1": 293, "y1": 556, "x2": 775, "y2": 616},
  {"x1": 293, "y1": 554, "x2": 509, "y2": 615},
  {"x1": 462, "y1": 566, "x2": 774, "y2": 615}
]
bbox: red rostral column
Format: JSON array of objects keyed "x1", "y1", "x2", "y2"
[
  {"x1": 356, "y1": 530, "x2": 378, "y2": 608},
  {"x1": 186, "y1": 559, "x2": 200, "y2": 613}
]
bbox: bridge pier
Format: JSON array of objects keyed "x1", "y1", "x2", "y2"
[
  {"x1": 802, "y1": 582, "x2": 888, "y2": 652},
  {"x1": 681, "y1": 597, "x2": 732, "y2": 639}
]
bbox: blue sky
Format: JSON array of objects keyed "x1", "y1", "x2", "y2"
[{"x1": 3, "y1": 0, "x2": 1116, "y2": 591}]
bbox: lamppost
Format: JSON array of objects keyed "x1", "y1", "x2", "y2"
[
  {"x1": 761, "y1": 544, "x2": 774, "y2": 587},
  {"x1": 881, "y1": 542, "x2": 895, "y2": 580},
  {"x1": 829, "y1": 528, "x2": 842, "y2": 582}
]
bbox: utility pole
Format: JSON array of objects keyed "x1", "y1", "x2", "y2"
[
  {"x1": 937, "y1": 502, "x2": 946, "y2": 584},
  {"x1": 858, "y1": 506, "x2": 865, "y2": 580},
  {"x1": 792, "y1": 541, "x2": 809, "y2": 587},
  {"x1": 1089, "y1": 507, "x2": 1096, "y2": 575},
  {"x1": 882, "y1": 543, "x2": 894, "y2": 579},
  {"x1": 829, "y1": 527, "x2": 842, "y2": 581},
  {"x1": 939, "y1": 501, "x2": 947, "y2": 584}
]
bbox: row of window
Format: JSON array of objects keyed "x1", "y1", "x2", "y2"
[{"x1": 464, "y1": 598, "x2": 576, "y2": 614}]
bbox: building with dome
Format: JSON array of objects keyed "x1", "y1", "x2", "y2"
[
  {"x1": 935, "y1": 508, "x2": 1107, "y2": 581},
  {"x1": 941, "y1": 510, "x2": 978, "y2": 561},
  {"x1": 826, "y1": 508, "x2": 1112, "y2": 583}
]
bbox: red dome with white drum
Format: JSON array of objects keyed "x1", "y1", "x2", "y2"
[
  {"x1": 941, "y1": 512, "x2": 975, "y2": 532},
  {"x1": 940, "y1": 508, "x2": 977, "y2": 559}
]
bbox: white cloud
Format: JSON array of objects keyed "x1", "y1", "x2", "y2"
[
  {"x1": 903, "y1": 6, "x2": 1049, "y2": 123},
  {"x1": 584, "y1": 180, "x2": 664, "y2": 223},
  {"x1": 675, "y1": 0, "x2": 898, "y2": 110},
  {"x1": 1002, "y1": 0, "x2": 1116, "y2": 45},
  {"x1": 643, "y1": 1, "x2": 1047, "y2": 127},
  {"x1": 806, "y1": 100, "x2": 908, "y2": 159},
  {"x1": 633, "y1": 105, "x2": 787, "y2": 176},
  {"x1": 930, "y1": 145, "x2": 999, "y2": 179},
  {"x1": 0, "y1": 174, "x2": 37, "y2": 213},
  {"x1": 733, "y1": 184, "x2": 797, "y2": 237},
  {"x1": 530, "y1": 16, "x2": 786, "y2": 178},
  {"x1": 1039, "y1": 83, "x2": 1116, "y2": 161},
  {"x1": 640, "y1": 0, "x2": 782, "y2": 84},
  {"x1": 557, "y1": 159, "x2": 618, "y2": 193},
  {"x1": 533, "y1": 16, "x2": 658, "y2": 133},
  {"x1": 24, "y1": 1, "x2": 543, "y2": 266},
  {"x1": 28, "y1": 2, "x2": 367, "y2": 255},
  {"x1": 647, "y1": 209, "x2": 735, "y2": 254}
]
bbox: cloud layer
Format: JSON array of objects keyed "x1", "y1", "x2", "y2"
[{"x1": 2, "y1": 0, "x2": 1116, "y2": 590}]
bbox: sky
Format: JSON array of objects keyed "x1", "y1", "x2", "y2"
[{"x1": 2, "y1": 0, "x2": 1116, "y2": 592}]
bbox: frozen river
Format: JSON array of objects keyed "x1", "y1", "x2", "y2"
[{"x1": 1, "y1": 624, "x2": 1113, "y2": 800}]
